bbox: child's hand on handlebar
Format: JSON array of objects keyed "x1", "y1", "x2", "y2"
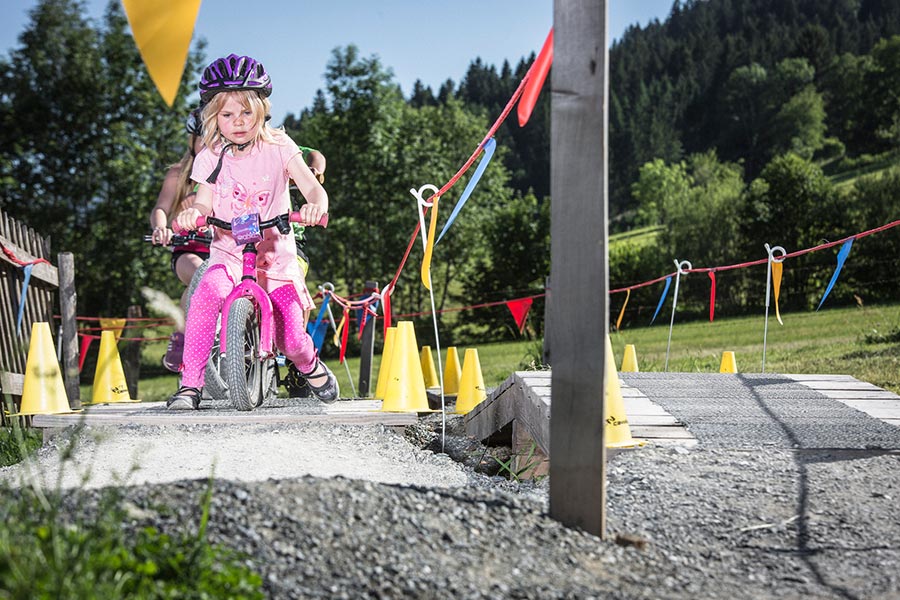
[
  {"x1": 174, "y1": 207, "x2": 203, "y2": 233},
  {"x1": 298, "y1": 203, "x2": 327, "y2": 227},
  {"x1": 150, "y1": 226, "x2": 173, "y2": 246}
]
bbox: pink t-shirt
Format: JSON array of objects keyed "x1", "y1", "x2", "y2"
[{"x1": 191, "y1": 134, "x2": 313, "y2": 309}]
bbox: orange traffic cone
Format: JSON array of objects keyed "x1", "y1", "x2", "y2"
[
  {"x1": 89, "y1": 330, "x2": 139, "y2": 404},
  {"x1": 9, "y1": 322, "x2": 80, "y2": 416},
  {"x1": 454, "y1": 348, "x2": 487, "y2": 414},
  {"x1": 604, "y1": 336, "x2": 644, "y2": 448},
  {"x1": 443, "y1": 346, "x2": 462, "y2": 395}
]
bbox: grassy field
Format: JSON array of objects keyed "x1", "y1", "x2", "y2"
[{"x1": 88, "y1": 301, "x2": 900, "y2": 404}]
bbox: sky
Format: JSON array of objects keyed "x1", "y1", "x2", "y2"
[{"x1": 1, "y1": 0, "x2": 675, "y2": 124}]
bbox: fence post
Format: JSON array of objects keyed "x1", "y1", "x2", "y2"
[
  {"x1": 357, "y1": 280, "x2": 378, "y2": 397},
  {"x1": 58, "y1": 252, "x2": 80, "y2": 409},
  {"x1": 122, "y1": 305, "x2": 142, "y2": 400}
]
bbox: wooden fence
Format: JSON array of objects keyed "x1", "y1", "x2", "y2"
[{"x1": 0, "y1": 208, "x2": 72, "y2": 409}]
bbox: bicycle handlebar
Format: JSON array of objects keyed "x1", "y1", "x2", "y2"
[
  {"x1": 143, "y1": 230, "x2": 212, "y2": 246},
  {"x1": 197, "y1": 211, "x2": 328, "y2": 231}
]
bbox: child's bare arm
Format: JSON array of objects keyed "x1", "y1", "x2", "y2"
[
  {"x1": 173, "y1": 185, "x2": 214, "y2": 231},
  {"x1": 288, "y1": 153, "x2": 328, "y2": 226}
]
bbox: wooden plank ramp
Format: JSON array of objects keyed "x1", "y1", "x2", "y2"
[
  {"x1": 31, "y1": 398, "x2": 417, "y2": 428},
  {"x1": 785, "y1": 373, "x2": 900, "y2": 427}
]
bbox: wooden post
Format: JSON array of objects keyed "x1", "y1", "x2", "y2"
[
  {"x1": 122, "y1": 305, "x2": 142, "y2": 400},
  {"x1": 58, "y1": 252, "x2": 80, "y2": 409},
  {"x1": 357, "y1": 280, "x2": 378, "y2": 397},
  {"x1": 549, "y1": 0, "x2": 609, "y2": 537}
]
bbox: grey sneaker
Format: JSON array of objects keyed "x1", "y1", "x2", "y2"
[
  {"x1": 166, "y1": 386, "x2": 201, "y2": 410},
  {"x1": 300, "y1": 360, "x2": 340, "y2": 404}
]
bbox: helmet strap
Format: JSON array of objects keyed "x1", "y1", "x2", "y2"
[{"x1": 205, "y1": 139, "x2": 252, "y2": 184}]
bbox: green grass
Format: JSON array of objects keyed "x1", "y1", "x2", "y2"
[
  {"x1": 610, "y1": 302, "x2": 900, "y2": 394},
  {"x1": 609, "y1": 224, "x2": 663, "y2": 249}
]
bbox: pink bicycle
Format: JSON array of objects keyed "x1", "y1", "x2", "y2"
[{"x1": 193, "y1": 211, "x2": 328, "y2": 411}]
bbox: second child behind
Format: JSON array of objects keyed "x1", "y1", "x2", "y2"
[{"x1": 168, "y1": 53, "x2": 338, "y2": 410}]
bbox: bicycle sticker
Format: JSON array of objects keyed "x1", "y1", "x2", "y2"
[{"x1": 232, "y1": 213, "x2": 262, "y2": 244}]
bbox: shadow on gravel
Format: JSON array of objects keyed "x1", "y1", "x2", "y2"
[{"x1": 740, "y1": 374, "x2": 889, "y2": 600}]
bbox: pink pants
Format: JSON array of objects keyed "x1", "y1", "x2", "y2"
[{"x1": 180, "y1": 263, "x2": 317, "y2": 388}]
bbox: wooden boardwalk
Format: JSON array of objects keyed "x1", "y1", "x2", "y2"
[
  {"x1": 465, "y1": 371, "x2": 900, "y2": 457},
  {"x1": 31, "y1": 398, "x2": 418, "y2": 428}
]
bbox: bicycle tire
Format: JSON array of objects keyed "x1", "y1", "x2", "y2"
[
  {"x1": 224, "y1": 297, "x2": 266, "y2": 411},
  {"x1": 185, "y1": 259, "x2": 229, "y2": 400}
]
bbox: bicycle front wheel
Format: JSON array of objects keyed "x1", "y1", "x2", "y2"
[{"x1": 225, "y1": 298, "x2": 268, "y2": 411}]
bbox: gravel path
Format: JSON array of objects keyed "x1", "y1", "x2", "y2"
[{"x1": 2, "y1": 414, "x2": 899, "y2": 599}]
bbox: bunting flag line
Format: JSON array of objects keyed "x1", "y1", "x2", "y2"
[
  {"x1": 517, "y1": 28, "x2": 553, "y2": 127},
  {"x1": 308, "y1": 294, "x2": 331, "y2": 351},
  {"x1": 333, "y1": 310, "x2": 347, "y2": 348},
  {"x1": 708, "y1": 271, "x2": 716, "y2": 322},
  {"x1": 15, "y1": 264, "x2": 33, "y2": 336},
  {"x1": 817, "y1": 238, "x2": 854, "y2": 310},
  {"x1": 339, "y1": 307, "x2": 350, "y2": 363},
  {"x1": 505, "y1": 297, "x2": 533, "y2": 334},
  {"x1": 650, "y1": 276, "x2": 672, "y2": 325},
  {"x1": 616, "y1": 289, "x2": 630, "y2": 331},
  {"x1": 435, "y1": 138, "x2": 497, "y2": 245},
  {"x1": 122, "y1": 0, "x2": 202, "y2": 106},
  {"x1": 773, "y1": 261, "x2": 784, "y2": 325},
  {"x1": 422, "y1": 195, "x2": 440, "y2": 290}
]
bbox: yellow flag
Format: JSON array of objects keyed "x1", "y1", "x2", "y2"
[
  {"x1": 773, "y1": 262, "x2": 784, "y2": 325},
  {"x1": 616, "y1": 289, "x2": 630, "y2": 331},
  {"x1": 333, "y1": 311, "x2": 346, "y2": 347},
  {"x1": 99, "y1": 318, "x2": 127, "y2": 341},
  {"x1": 421, "y1": 201, "x2": 439, "y2": 290},
  {"x1": 122, "y1": 0, "x2": 202, "y2": 107}
]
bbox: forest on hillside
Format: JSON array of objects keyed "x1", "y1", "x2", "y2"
[{"x1": 2, "y1": 0, "x2": 899, "y2": 347}]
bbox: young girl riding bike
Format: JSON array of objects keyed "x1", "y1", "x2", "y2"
[
  {"x1": 149, "y1": 110, "x2": 207, "y2": 371},
  {"x1": 168, "y1": 53, "x2": 338, "y2": 409}
]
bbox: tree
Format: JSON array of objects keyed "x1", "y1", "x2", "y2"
[{"x1": 0, "y1": 0, "x2": 203, "y2": 316}]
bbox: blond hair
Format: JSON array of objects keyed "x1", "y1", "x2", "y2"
[
  {"x1": 199, "y1": 90, "x2": 286, "y2": 153},
  {"x1": 169, "y1": 143, "x2": 198, "y2": 217}
]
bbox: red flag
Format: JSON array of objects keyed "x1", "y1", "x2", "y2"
[
  {"x1": 708, "y1": 271, "x2": 717, "y2": 322},
  {"x1": 517, "y1": 28, "x2": 553, "y2": 127},
  {"x1": 382, "y1": 287, "x2": 392, "y2": 337},
  {"x1": 506, "y1": 298, "x2": 533, "y2": 333}
]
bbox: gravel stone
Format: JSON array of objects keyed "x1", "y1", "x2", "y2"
[{"x1": 1, "y1": 412, "x2": 899, "y2": 598}]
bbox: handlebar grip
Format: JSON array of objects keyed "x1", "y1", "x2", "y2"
[
  {"x1": 289, "y1": 212, "x2": 328, "y2": 227},
  {"x1": 196, "y1": 215, "x2": 208, "y2": 228}
]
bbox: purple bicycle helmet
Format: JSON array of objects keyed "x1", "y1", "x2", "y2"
[{"x1": 199, "y1": 54, "x2": 272, "y2": 103}]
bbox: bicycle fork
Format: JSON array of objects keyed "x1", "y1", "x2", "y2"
[{"x1": 218, "y1": 245, "x2": 276, "y2": 360}]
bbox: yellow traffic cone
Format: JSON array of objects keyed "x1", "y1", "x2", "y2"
[
  {"x1": 621, "y1": 344, "x2": 639, "y2": 372},
  {"x1": 454, "y1": 348, "x2": 487, "y2": 414},
  {"x1": 720, "y1": 351, "x2": 737, "y2": 373},
  {"x1": 374, "y1": 327, "x2": 397, "y2": 400},
  {"x1": 9, "y1": 322, "x2": 80, "y2": 416},
  {"x1": 381, "y1": 322, "x2": 432, "y2": 412},
  {"x1": 443, "y1": 346, "x2": 462, "y2": 395},
  {"x1": 420, "y1": 346, "x2": 439, "y2": 388},
  {"x1": 604, "y1": 336, "x2": 644, "y2": 448},
  {"x1": 90, "y1": 330, "x2": 139, "y2": 404}
]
